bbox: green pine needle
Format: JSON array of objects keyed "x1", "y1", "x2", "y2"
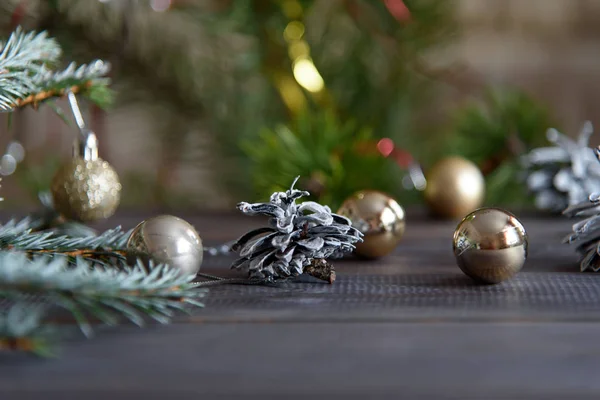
[{"x1": 0, "y1": 217, "x2": 131, "y2": 255}]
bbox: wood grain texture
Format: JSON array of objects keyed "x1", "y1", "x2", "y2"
[{"x1": 1, "y1": 210, "x2": 597, "y2": 399}]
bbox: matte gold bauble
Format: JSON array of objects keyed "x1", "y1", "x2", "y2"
[
  {"x1": 424, "y1": 156, "x2": 485, "y2": 219},
  {"x1": 453, "y1": 207, "x2": 527, "y2": 284},
  {"x1": 127, "y1": 215, "x2": 203, "y2": 276},
  {"x1": 337, "y1": 190, "x2": 405, "y2": 258},
  {"x1": 51, "y1": 157, "x2": 121, "y2": 223}
]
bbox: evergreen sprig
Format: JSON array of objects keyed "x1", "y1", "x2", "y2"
[
  {"x1": 0, "y1": 252, "x2": 206, "y2": 339},
  {"x1": 0, "y1": 217, "x2": 130, "y2": 252},
  {"x1": 0, "y1": 27, "x2": 112, "y2": 111},
  {"x1": 244, "y1": 110, "x2": 399, "y2": 209},
  {"x1": 443, "y1": 88, "x2": 555, "y2": 205},
  {"x1": 0, "y1": 303, "x2": 58, "y2": 357},
  {"x1": 0, "y1": 218, "x2": 206, "y2": 355}
]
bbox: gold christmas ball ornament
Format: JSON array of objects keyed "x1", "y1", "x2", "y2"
[
  {"x1": 337, "y1": 190, "x2": 405, "y2": 258},
  {"x1": 127, "y1": 215, "x2": 204, "y2": 276},
  {"x1": 51, "y1": 134, "x2": 121, "y2": 223},
  {"x1": 453, "y1": 207, "x2": 528, "y2": 284},
  {"x1": 424, "y1": 156, "x2": 485, "y2": 219}
]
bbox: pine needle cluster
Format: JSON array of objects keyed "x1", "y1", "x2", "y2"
[{"x1": 0, "y1": 27, "x2": 112, "y2": 111}]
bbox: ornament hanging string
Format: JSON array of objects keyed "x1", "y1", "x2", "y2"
[{"x1": 67, "y1": 90, "x2": 89, "y2": 138}]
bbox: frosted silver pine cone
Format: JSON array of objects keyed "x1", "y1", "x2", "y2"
[
  {"x1": 231, "y1": 177, "x2": 362, "y2": 281},
  {"x1": 563, "y1": 147, "x2": 600, "y2": 272},
  {"x1": 522, "y1": 122, "x2": 600, "y2": 212}
]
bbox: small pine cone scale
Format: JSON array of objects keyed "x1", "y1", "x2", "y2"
[{"x1": 231, "y1": 177, "x2": 362, "y2": 281}]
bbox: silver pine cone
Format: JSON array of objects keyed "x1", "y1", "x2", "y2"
[
  {"x1": 522, "y1": 122, "x2": 600, "y2": 212},
  {"x1": 231, "y1": 177, "x2": 363, "y2": 281},
  {"x1": 563, "y1": 148, "x2": 600, "y2": 272}
]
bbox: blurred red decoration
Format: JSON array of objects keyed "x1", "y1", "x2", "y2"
[
  {"x1": 376, "y1": 138, "x2": 413, "y2": 168},
  {"x1": 377, "y1": 138, "x2": 395, "y2": 157},
  {"x1": 150, "y1": 0, "x2": 173, "y2": 12},
  {"x1": 10, "y1": 1, "x2": 27, "y2": 29},
  {"x1": 392, "y1": 148, "x2": 413, "y2": 168},
  {"x1": 383, "y1": 0, "x2": 411, "y2": 22}
]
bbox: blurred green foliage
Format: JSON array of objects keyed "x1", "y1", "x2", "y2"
[
  {"x1": 0, "y1": 1, "x2": 558, "y2": 209},
  {"x1": 444, "y1": 89, "x2": 556, "y2": 205},
  {"x1": 243, "y1": 110, "x2": 402, "y2": 209}
]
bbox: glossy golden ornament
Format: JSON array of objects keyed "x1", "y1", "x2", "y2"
[
  {"x1": 127, "y1": 215, "x2": 203, "y2": 276},
  {"x1": 424, "y1": 156, "x2": 485, "y2": 219},
  {"x1": 337, "y1": 190, "x2": 405, "y2": 258},
  {"x1": 51, "y1": 134, "x2": 121, "y2": 223},
  {"x1": 453, "y1": 207, "x2": 528, "y2": 284}
]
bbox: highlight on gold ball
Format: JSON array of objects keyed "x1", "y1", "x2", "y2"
[
  {"x1": 337, "y1": 190, "x2": 405, "y2": 259},
  {"x1": 453, "y1": 207, "x2": 528, "y2": 284},
  {"x1": 424, "y1": 156, "x2": 485, "y2": 219}
]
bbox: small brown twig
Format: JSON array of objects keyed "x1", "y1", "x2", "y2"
[
  {"x1": 13, "y1": 81, "x2": 93, "y2": 109},
  {"x1": 10, "y1": 248, "x2": 128, "y2": 259},
  {"x1": 0, "y1": 337, "x2": 35, "y2": 352}
]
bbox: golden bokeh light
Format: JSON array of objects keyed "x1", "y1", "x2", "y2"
[
  {"x1": 293, "y1": 58, "x2": 324, "y2": 93},
  {"x1": 288, "y1": 40, "x2": 310, "y2": 60},
  {"x1": 284, "y1": 21, "x2": 305, "y2": 42}
]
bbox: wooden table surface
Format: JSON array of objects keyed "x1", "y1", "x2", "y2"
[{"x1": 2, "y1": 210, "x2": 600, "y2": 400}]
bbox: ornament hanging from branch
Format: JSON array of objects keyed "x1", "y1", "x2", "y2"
[
  {"x1": 522, "y1": 122, "x2": 600, "y2": 213},
  {"x1": 50, "y1": 91, "x2": 121, "y2": 222}
]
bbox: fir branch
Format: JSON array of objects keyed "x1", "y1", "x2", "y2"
[
  {"x1": 0, "y1": 303, "x2": 58, "y2": 357},
  {"x1": 0, "y1": 27, "x2": 61, "y2": 111},
  {"x1": 0, "y1": 218, "x2": 131, "y2": 253},
  {"x1": 0, "y1": 27, "x2": 112, "y2": 111},
  {"x1": 14, "y1": 60, "x2": 113, "y2": 109},
  {"x1": 0, "y1": 253, "x2": 206, "y2": 337}
]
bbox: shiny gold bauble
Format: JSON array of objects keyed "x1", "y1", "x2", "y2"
[
  {"x1": 127, "y1": 215, "x2": 203, "y2": 276},
  {"x1": 51, "y1": 157, "x2": 121, "y2": 222},
  {"x1": 424, "y1": 156, "x2": 485, "y2": 219},
  {"x1": 453, "y1": 207, "x2": 527, "y2": 284},
  {"x1": 337, "y1": 190, "x2": 405, "y2": 258}
]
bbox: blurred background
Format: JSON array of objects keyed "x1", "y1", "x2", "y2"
[{"x1": 0, "y1": 0, "x2": 597, "y2": 211}]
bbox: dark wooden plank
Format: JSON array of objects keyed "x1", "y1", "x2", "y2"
[
  {"x1": 2, "y1": 322, "x2": 600, "y2": 399},
  {"x1": 1, "y1": 211, "x2": 597, "y2": 398}
]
